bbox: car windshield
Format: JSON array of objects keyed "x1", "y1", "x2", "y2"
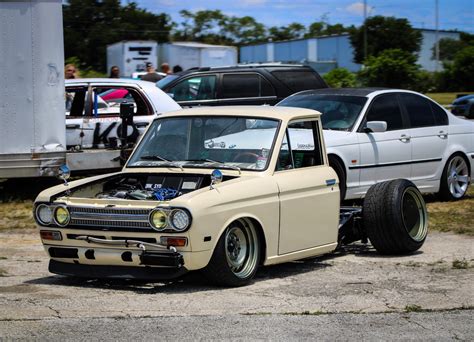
[
  {"x1": 278, "y1": 94, "x2": 367, "y2": 131},
  {"x1": 127, "y1": 116, "x2": 280, "y2": 171},
  {"x1": 156, "y1": 75, "x2": 179, "y2": 89}
]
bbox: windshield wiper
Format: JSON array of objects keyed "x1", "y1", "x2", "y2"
[
  {"x1": 184, "y1": 158, "x2": 241, "y2": 174},
  {"x1": 140, "y1": 155, "x2": 184, "y2": 171}
]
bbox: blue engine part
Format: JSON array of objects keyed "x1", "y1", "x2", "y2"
[{"x1": 153, "y1": 188, "x2": 180, "y2": 201}]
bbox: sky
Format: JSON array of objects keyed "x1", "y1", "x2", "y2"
[{"x1": 124, "y1": 0, "x2": 474, "y2": 33}]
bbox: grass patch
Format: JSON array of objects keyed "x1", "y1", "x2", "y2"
[
  {"x1": 424, "y1": 92, "x2": 464, "y2": 106},
  {"x1": 426, "y1": 187, "x2": 474, "y2": 236},
  {"x1": 0, "y1": 256, "x2": 7, "y2": 260},
  {"x1": 0, "y1": 201, "x2": 34, "y2": 230},
  {"x1": 0, "y1": 268, "x2": 7, "y2": 277},
  {"x1": 404, "y1": 304, "x2": 423, "y2": 313},
  {"x1": 452, "y1": 259, "x2": 470, "y2": 269}
]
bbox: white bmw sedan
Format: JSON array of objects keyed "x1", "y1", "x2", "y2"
[{"x1": 278, "y1": 88, "x2": 474, "y2": 200}]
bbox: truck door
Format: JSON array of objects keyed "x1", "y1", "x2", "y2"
[{"x1": 274, "y1": 119, "x2": 339, "y2": 255}]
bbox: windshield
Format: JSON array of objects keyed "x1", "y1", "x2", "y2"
[
  {"x1": 278, "y1": 94, "x2": 367, "y2": 131},
  {"x1": 127, "y1": 116, "x2": 280, "y2": 171},
  {"x1": 156, "y1": 75, "x2": 179, "y2": 89}
]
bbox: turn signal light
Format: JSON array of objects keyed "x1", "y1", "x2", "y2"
[
  {"x1": 40, "y1": 230, "x2": 63, "y2": 241},
  {"x1": 160, "y1": 236, "x2": 187, "y2": 247}
]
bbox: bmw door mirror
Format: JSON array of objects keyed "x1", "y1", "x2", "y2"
[{"x1": 364, "y1": 121, "x2": 387, "y2": 133}]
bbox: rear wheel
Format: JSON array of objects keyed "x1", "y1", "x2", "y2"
[
  {"x1": 438, "y1": 154, "x2": 470, "y2": 201},
  {"x1": 202, "y1": 219, "x2": 260, "y2": 287},
  {"x1": 329, "y1": 156, "x2": 346, "y2": 202},
  {"x1": 363, "y1": 179, "x2": 428, "y2": 255}
]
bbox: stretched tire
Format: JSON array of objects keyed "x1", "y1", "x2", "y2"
[
  {"x1": 202, "y1": 219, "x2": 261, "y2": 287},
  {"x1": 329, "y1": 156, "x2": 346, "y2": 202},
  {"x1": 438, "y1": 154, "x2": 470, "y2": 201},
  {"x1": 363, "y1": 179, "x2": 428, "y2": 255}
]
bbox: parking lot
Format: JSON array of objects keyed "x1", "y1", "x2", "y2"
[{"x1": 0, "y1": 225, "x2": 472, "y2": 339}]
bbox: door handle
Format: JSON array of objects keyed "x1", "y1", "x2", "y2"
[
  {"x1": 399, "y1": 134, "x2": 411, "y2": 142},
  {"x1": 66, "y1": 124, "x2": 80, "y2": 129},
  {"x1": 437, "y1": 131, "x2": 448, "y2": 139}
]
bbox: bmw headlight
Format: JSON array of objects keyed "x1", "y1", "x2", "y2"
[
  {"x1": 54, "y1": 206, "x2": 70, "y2": 227},
  {"x1": 149, "y1": 209, "x2": 168, "y2": 231},
  {"x1": 36, "y1": 204, "x2": 53, "y2": 225},
  {"x1": 170, "y1": 209, "x2": 191, "y2": 231}
]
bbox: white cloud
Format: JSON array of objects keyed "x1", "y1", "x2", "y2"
[
  {"x1": 241, "y1": 0, "x2": 267, "y2": 6},
  {"x1": 346, "y1": 2, "x2": 374, "y2": 16}
]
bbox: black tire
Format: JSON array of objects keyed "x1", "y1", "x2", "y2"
[
  {"x1": 202, "y1": 219, "x2": 261, "y2": 287},
  {"x1": 438, "y1": 154, "x2": 470, "y2": 201},
  {"x1": 363, "y1": 179, "x2": 428, "y2": 255},
  {"x1": 329, "y1": 156, "x2": 346, "y2": 202}
]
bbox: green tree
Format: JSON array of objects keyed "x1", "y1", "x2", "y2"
[
  {"x1": 358, "y1": 49, "x2": 421, "y2": 88},
  {"x1": 432, "y1": 38, "x2": 466, "y2": 61},
  {"x1": 173, "y1": 10, "x2": 232, "y2": 45},
  {"x1": 63, "y1": 0, "x2": 173, "y2": 72},
  {"x1": 268, "y1": 23, "x2": 306, "y2": 41},
  {"x1": 446, "y1": 46, "x2": 474, "y2": 91},
  {"x1": 350, "y1": 16, "x2": 422, "y2": 64},
  {"x1": 323, "y1": 68, "x2": 356, "y2": 88},
  {"x1": 224, "y1": 16, "x2": 267, "y2": 45}
]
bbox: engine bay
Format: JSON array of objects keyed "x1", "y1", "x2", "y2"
[{"x1": 59, "y1": 173, "x2": 237, "y2": 201}]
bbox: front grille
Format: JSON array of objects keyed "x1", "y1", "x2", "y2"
[{"x1": 67, "y1": 206, "x2": 154, "y2": 232}]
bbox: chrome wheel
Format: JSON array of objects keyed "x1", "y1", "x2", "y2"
[
  {"x1": 401, "y1": 188, "x2": 428, "y2": 242},
  {"x1": 446, "y1": 156, "x2": 469, "y2": 199},
  {"x1": 224, "y1": 220, "x2": 259, "y2": 279}
]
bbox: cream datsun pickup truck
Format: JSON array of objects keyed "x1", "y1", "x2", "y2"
[{"x1": 34, "y1": 106, "x2": 428, "y2": 286}]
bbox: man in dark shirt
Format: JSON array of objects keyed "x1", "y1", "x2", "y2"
[{"x1": 141, "y1": 62, "x2": 163, "y2": 83}]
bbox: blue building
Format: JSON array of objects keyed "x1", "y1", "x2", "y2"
[{"x1": 240, "y1": 29, "x2": 460, "y2": 74}]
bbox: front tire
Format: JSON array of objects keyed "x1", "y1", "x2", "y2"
[
  {"x1": 438, "y1": 154, "x2": 470, "y2": 201},
  {"x1": 202, "y1": 219, "x2": 260, "y2": 287},
  {"x1": 363, "y1": 179, "x2": 428, "y2": 255}
]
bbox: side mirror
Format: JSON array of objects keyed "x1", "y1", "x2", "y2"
[
  {"x1": 364, "y1": 121, "x2": 387, "y2": 133},
  {"x1": 210, "y1": 169, "x2": 223, "y2": 189},
  {"x1": 57, "y1": 164, "x2": 70, "y2": 186}
]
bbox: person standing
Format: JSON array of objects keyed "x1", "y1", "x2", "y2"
[
  {"x1": 64, "y1": 64, "x2": 78, "y2": 79},
  {"x1": 141, "y1": 62, "x2": 162, "y2": 82},
  {"x1": 161, "y1": 62, "x2": 172, "y2": 75},
  {"x1": 109, "y1": 65, "x2": 120, "y2": 78}
]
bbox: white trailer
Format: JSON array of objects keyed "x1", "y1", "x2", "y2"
[
  {"x1": 107, "y1": 41, "x2": 158, "y2": 77},
  {"x1": 0, "y1": 0, "x2": 66, "y2": 178},
  {"x1": 159, "y1": 42, "x2": 238, "y2": 71}
]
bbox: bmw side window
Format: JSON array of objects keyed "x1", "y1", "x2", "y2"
[
  {"x1": 366, "y1": 94, "x2": 404, "y2": 131},
  {"x1": 401, "y1": 93, "x2": 436, "y2": 128},
  {"x1": 430, "y1": 102, "x2": 449, "y2": 126},
  {"x1": 170, "y1": 75, "x2": 216, "y2": 101}
]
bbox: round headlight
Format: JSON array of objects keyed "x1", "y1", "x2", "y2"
[
  {"x1": 170, "y1": 209, "x2": 191, "y2": 231},
  {"x1": 36, "y1": 204, "x2": 53, "y2": 225},
  {"x1": 150, "y1": 210, "x2": 167, "y2": 231},
  {"x1": 54, "y1": 206, "x2": 70, "y2": 226}
]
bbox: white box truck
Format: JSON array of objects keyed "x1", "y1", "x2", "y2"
[
  {"x1": 0, "y1": 0, "x2": 66, "y2": 178},
  {"x1": 159, "y1": 42, "x2": 238, "y2": 70},
  {"x1": 107, "y1": 41, "x2": 158, "y2": 77}
]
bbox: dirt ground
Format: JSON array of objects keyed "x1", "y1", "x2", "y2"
[{"x1": 0, "y1": 228, "x2": 472, "y2": 319}]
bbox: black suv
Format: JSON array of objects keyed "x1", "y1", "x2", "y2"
[{"x1": 156, "y1": 64, "x2": 328, "y2": 107}]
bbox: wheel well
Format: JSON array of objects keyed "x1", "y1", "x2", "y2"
[
  {"x1": 328, "y1": 154, "x2": 346, "y2": 181},
  {"x1": 241, "y1": 217, "x2": 267, "y2": 266}
]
